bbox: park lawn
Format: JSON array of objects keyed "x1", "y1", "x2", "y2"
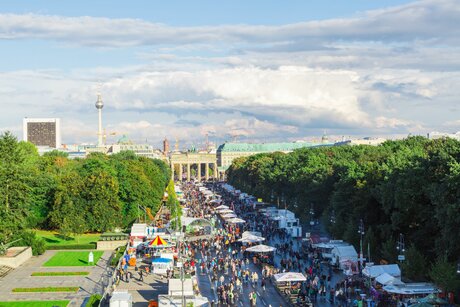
[
  {"x1": 34, "y1": 230, "x2": 100, "y2": 246},
  {"x1": 12, "y1": 287, "x2": 78, "y2": 293},
  {"x1": 43, "y1": 251, "x2": 103, "y2": 267},
  {"x1": 31, "y1": 271, "x2": 89, "y2": 276},
  {"x1": 0, "y1": 300, "x2": 69, "y2": 307}
]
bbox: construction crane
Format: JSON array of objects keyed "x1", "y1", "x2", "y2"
[{"x1": 102, "y1": 129, "x2": 119, "y2": 145}]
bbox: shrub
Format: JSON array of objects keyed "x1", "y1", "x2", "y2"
[
  {"x1": 17, "y1": 230, "x2": 46, "y2": 255},
  {"x1": 110, "y1": 245, "x2": 127, "y2": 266},
  {"x1": 87, "y1": 293, "x2": 102, "y2": 307}
]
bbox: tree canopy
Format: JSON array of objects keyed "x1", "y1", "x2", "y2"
[
  {"x1": 0, "y1": 132, "x2": 170, "y2": 242},
  {"x1": 227, "y1": 136, "x2": 460, "y2": 290}
]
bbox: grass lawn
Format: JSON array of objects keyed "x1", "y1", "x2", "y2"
[
  {"x1": 43, "y1": 251, "x2": 103, "y2": 267},
  {"x1": 0, "y1": 300, "x2": 69, "y2": 307},
  {"x1": 31, "y1": 271, "x2": 89, "y2": 276},
  {"x1": 34, "y1": 230, "x2": 100, "y2": 246}
]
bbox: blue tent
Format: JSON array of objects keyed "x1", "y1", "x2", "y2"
[{"x1": 151, "y1": 257, "x2": 172, "y2": 263}]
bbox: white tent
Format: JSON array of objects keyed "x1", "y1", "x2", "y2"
[
  {"x1": 227, "y1": 218, "x2": 246, "y2": 224},
  {"x1": 181, "y1": 217, "x2": 199, "y2": 227},
  {"x1": 273, "y1": 272, "x2": 307, "y2": 283},
  {"x1": 168, "y1": 278, "x2": 194, "y2": 296},
  {"x1": 110, "y1": 290, "x2": 133, "y2": 307},
  {"x1": 382, "y1": 283, "x2": 440, "y2": 295},
  {"x1": 375, "y1": 273, "x2": 404, "y2": 286},
  {"x1": 238, "y1": 235, "x2": 265, "y2": 243},
  {"x1": 363, "y1": 264, "x2": 401, "y2": 279},
  {"x1": 245, "y1": 244, "x2": 276, "y2": 253},
  {"x1": 222, "y1": 213, "x2": 237, "y2": 219},
  {"x1": 242, "y1": 231, "x2": 262, "y2": 238},
  {"x1": 210, "y1": 199, "x2": 222, "y2": 204},
  {"x1": 215, "y1": 205, "x2": 229, "y2": 210},
  {"x1": 331, "y1": 245, "x2": 358, "y2": 265},
  {"x1": 218, "y1": 209, "x2": 233, "y2": 214}
]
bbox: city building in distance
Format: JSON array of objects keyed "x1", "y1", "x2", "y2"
[
  {"x1": 107, "y1": 135, "x2": 163, "y2": 159},
  {"x1": 334, "y1": 137, "x2": 387, "y2": 146},
  {"x1": 427, "y1": 131, "x2": 460, "y2": 141},
  {"x1": 23, "y1": 117, "x2": 61, "y2": 150}
]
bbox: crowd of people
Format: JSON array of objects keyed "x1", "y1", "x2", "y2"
[{"x1": 179, "y1": 182, "x2": 399, "y2": 306}]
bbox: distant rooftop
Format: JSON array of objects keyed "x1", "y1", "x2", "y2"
[{"x1": 217, "y1": 142, "x2": 332, "y2": 153}]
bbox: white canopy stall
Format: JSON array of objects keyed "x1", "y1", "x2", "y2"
[
  {"x1": 273, "y1": 272, "x2": 307, "y2": 283},
  {"x1": 331, "y1": 245, "x2": 358, "y2": 267},
  {"x1": 375, "y1": 273, "x2": 404, "y2": 286},
  {"x1": 363, "y1": 264, "x2": 401, "y2": 279},
  {"x1": 246, "y1": 244, "x2": 276, "y2": 253}
]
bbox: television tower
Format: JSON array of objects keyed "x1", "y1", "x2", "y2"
[{"x1": 95, "y1": 93, "x2": 104, "y2": 147}]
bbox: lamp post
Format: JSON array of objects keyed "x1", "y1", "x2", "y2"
[
  {"x1": 330, "y1": 210, "x2": 336, "y2": 239},
  {"x1": 309, "y1": 204, "x2": 315, "y2": 232},
  {"x1": 330, "y1": 210, "x2": 336, "y2": 224},
  {"x1": 176, "y1": 230, "x2": 186, "y2": 306},
  {"x1": 396, "y1": 233, "x2": 405, "y2": 262},
  {"x1": 358, "y1": 219, "x2": 365, "y2": 273}
]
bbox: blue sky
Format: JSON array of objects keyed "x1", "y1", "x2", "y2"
[
  {"x1": 0, "y1": 0, "x2": 459, "y2": 147},
  {"x1": 1, "y1": 1, "x2": 414, "y2": 25}
]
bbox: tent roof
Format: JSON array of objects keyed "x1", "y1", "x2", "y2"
[
  {"x1": 273, "y1": 272, "x2": 306, "y2": 282},
  {"x1": 245, "y1": 244, "x2": 276, "y2": 253},
  {"x1": 363, "y1": 264, "x2": 401, "y2": 278},
  {"x1": 152, "y1": 257, "x2": 172, "y2": 263},
  {"x1": 238, "y1": 235, "x2": 265, "y2": 243},
  {"x1": 383, "y1": 283, "x2": 440, "y2": 295},
  {"x1": 332, "y1": 245, "x2": 358, "y2": 258},
  {"x1": 168, "y1": 278, "x2": 193, "y2": 296},
  {"x1": 375, "y1": 273, "x2": 404, "y2": 286},
  {"x1": 242, "y1": 231, "x2": 262, "y2": 238},
  {"x1": 149, "y1": 235, "x2": 167, "y2": 247},
  {"x1": 130, "y1": 223, "x2": 147, "y2": 236}
]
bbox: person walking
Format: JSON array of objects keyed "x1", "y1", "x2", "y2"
[
  {"x1": 138, "y1": 268, "x2": 144, "y2": 282},
  {"x1": 220, "y1": 275, "x2": 225, "y2": 286}
]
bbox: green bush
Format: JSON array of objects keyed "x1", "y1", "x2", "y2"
[
  {"x1": 87, "y1": 293, "x2": 102, "y2": 307},
  {"x1": 110, "y1": 245, "x2": 127, "y2": 266},
  {"x1": 16, "y1": 230, "x2": 46, "y2": 255},
  {"x1": 46, "y1": 243, "x2": 96, "y2": 250}
]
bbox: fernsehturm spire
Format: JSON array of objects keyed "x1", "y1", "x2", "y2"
[{"x1": 95, "y1": 93, "x2": 104, "y2": 147}]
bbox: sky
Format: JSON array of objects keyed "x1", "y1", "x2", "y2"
[{"x1": 1, "y1": 0, "x2": 460, "y2": 148}]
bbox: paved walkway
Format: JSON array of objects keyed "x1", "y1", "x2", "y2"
[
  {"x1": 114, "y1": 264, "x2": 168, "y2": 307},
  {"x1": 0, "y1": 250, "x2": 112, "y2": 306}
]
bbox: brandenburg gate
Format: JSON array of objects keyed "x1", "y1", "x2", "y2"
[{"x1": 170, "y1": 152, "x2": 218, "y2": 181}]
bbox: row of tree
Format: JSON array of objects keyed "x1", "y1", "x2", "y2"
[
  {"x1": 0, "y1": 132, "x2": 170, "y2": 243},
  {"x1": 227, "y1": 136, "x2": 460, "y2": 292}
]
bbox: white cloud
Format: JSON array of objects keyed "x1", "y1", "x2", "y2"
[
  {"x1": 0, "y1": 0, "x2": 458, "y2": 47},
  {"x1": 1, "y1": 0, "x2": 459, "y2": 145}
]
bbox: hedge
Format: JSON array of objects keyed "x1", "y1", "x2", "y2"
[
  {"x1": 87, "y1": 294, "x2": 102, "y2": 307},
  {"x1": 46, "y1": 243, "x2": 96, "y2": 250},
  {"x1": 110, "y1": 245, "x2": 127, "y2": 266}
]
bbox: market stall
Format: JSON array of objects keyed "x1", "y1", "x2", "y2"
[
  {"x1": 152, "y1": 257, "x2": 173, "y2": 274},
  {"x1": 273, "y1": 272, "x2": 311, "y2": 306}
]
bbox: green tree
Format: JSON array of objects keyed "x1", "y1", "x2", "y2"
[
  {"x1": 429, "y1": 256, "x2": 460, "y2": 293},
  {"x1": 166, "y1": 180, "x2": 181, "y2": 230},
  {"x1": 49, "y1": 172, "x2": 87, "y2": 238},
  {"x1": 380, "y1": 239, "x2": 397, "y2": 263},
  {"x1": 401, "y1": 245, "x2": 427, "y2": 281},
  {"x1": 82, "y1": 171, "x2": 121, "y2": 232},
  {"x1": 0, "y1": 132, "x2": 32, "y2": 242}
]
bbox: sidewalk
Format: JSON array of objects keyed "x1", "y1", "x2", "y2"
[{"x1": 0, "y1": 250, "x2": 112, "y2": 306}]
